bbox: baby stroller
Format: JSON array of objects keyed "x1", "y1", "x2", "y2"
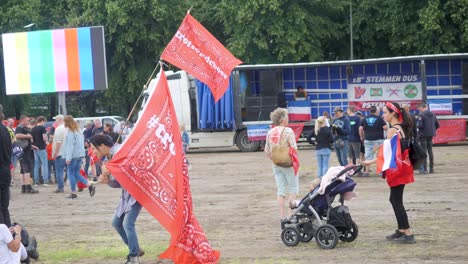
[{"x1": 280, "y1": 164, "x2": 363, "y2": 249}]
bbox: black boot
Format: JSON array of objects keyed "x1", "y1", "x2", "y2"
[
  {"x1": 27, "y1": 185, "x2": 39, "y2": 194},
  {"x1": 21, "y1": 185, "x2": 27, "y2": 193}
]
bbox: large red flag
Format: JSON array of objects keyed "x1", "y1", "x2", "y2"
[
  {"x1": 161, "y1": 13, "x2": 242, "y2": 102},
  {"x1": 106, "y1": 70, "x2": 220, "y2": 264}
]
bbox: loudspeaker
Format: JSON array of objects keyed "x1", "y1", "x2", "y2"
[{"x1": 463, "y1": 63, "x2": 468, "y2": 114}]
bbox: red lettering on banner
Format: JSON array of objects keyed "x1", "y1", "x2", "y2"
[
  {"x1": 106, "y1": 70, "x2": 220, "y2": 264},
  {"x1": 161, "y1": 13, "x2": 242, "y2": 102}
]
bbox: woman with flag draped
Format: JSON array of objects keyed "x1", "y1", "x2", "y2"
[{"x1": 362, "y1": 102, "x2": 416, "y2": 244}]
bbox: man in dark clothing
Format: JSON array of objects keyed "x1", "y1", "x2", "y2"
[
  {"x1": 0, "y1": 106, "x2": 13, "y2": 226},
  {"x1": 347, "y1": 106, "x2": 361, "y2": 165},
  {"x1": 359, "y1": 106, "x2": 387, "y2": 176},
  {"x1": 417, "y1": 103, "x2": 440, "y2": 174},
  {"x1": 332, "y1": 107, "x2": 351, "y2": 166},
  {"x1": 31, "y1": 116, "x2": 49, "y2": 185}
]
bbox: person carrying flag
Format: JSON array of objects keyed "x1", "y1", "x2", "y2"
[{"x1": 362, "y1": 102, "x2": 416, "y2": 244}]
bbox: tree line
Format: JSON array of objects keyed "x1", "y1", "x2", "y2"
[{"x1": 1, "y1": 0, "x2": 467, "y2": 120}]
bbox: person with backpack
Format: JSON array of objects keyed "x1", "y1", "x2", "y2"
[
  {"x1": 264, "y1": 108, "x2": 298, "y2": 223},
  {"x1": 417, "y1": 103, "x2": 439, "y2": 174},
  {"x1": 362, "y1": 102, "x2": 416, "y2": 244}
]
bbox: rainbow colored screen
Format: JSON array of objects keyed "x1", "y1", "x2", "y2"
[{"x1": 2, "y1": 26, "x2": 107, "y2": 95}]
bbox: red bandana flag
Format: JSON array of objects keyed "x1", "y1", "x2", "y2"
[
  {"x1": 161, "y1": 13, "x2": 242, "y2": 102},
  {"x1": 106, "y1": 70, "x2": 220, "y2": 264}
]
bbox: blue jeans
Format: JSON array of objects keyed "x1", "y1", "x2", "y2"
[
  {"x1": 364, "y1": 139, "x2": 384, "y2": 161},
  {"x1": 316, "y1": 148, "x2": 331, "y2": 178},
  {"x1": 67, "y1": 158, "x2": 87, "y2": 192},
  {"x1": 55, "y1": 156, "x2": 66, "y2": 191},
  {"x1": 334, "y1": 140, "x2": 349, "y2": 166},
  {"x1": 112, "y1": 202, "x2": 142, "y2": 257},
  {"x1": 33, "y1": 149, "x2": 49, "y2": 184}
]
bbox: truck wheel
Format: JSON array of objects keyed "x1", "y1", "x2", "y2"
[{"x1": 236, "y1": 130, "x2": 260, "y2": 152}]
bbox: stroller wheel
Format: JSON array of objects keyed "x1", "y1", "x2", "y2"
[
  {"x1": 299, "y1": 231, "x2": 313, "y2": 242},
  {"x1": 339, "y1": 221, "x2": 359, "y2": 242},
  {"x1": 315, "y1": 224, "x2": 339, "y2": 249},
  {"x1": 281, "y1": 227, "x2": 300, "y2": 247}
]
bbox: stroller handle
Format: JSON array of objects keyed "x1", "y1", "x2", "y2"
[{"x1": 334, "y1": 164, "x2": 364, "y2": 179}]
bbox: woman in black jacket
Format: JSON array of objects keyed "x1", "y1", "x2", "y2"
[{"x1": 307, "y1": 116, "x2": 334, "y2": 179}]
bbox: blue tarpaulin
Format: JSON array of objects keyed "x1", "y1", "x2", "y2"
[{"x1": 196, "y1": 78, "x2": 235, "y2": 130}]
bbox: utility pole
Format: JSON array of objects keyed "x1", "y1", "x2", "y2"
[{"x1": 350, "y1": 0, "x2": 354, "y2": 60}]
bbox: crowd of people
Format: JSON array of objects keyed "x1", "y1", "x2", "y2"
[
  {"x1": 266, "y1": 102, "x2": 440, "y2": 245},
  {"x1": 0, "y1": 105, "x2": 143, "y2": 263}
]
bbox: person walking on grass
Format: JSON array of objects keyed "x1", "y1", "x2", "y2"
[
  {"x1": 63, "y1": 116, "x2": 96, "y2": 199},
  {"x1": 90, "y1": 135, "x2": 144, "y2": 264},
  {"x1": 363, "y1": 102, "x2": 416, "y2": 244}
]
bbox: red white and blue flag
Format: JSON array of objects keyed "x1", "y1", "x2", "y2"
[
  {"x1": 287, "y1": 101, "x2": 312, "y2": 121},
  {"x1": 376, "y1": 133, "x2": 399, "y2": 173}
]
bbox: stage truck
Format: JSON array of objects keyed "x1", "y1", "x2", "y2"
[{"x1": 141, "y1": 53, "x2": 468, "y2": 152}]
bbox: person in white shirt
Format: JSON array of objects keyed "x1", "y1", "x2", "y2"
[
  {"x1": 52, "y1": 115, "x2": 67, "y2": 193},
  {"x1": 0, "y1": 224, "x2": 27, "y2": 264}
]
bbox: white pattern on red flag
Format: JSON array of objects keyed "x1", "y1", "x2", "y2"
[
  {"x1": 161, "y1": 13, "x2": 242, "y2": 102},
  {"x1": 106, "y1": 69, "x2": 220, "y2": 264}
]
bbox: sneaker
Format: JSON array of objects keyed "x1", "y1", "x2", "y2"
[
  {"x1": 419, "y1": 170, "x2": 427, "y2": 175},
  {"x1": 66, "y1": 193, "x2": 78, "y2": 199},
  {"x1": 386, "y1": 230, "x2": 404, "y2": 240},
  {"x1": 125, "y1": 255, "x2": 140, "y2": 264},
  {"x1": 88, "y1": 184, "x2": 96, "y2": 197},
  {"x1": 393, "y1": 234, "x2": 416, "y2": 244},
  {"x1": 33, "y1": 184, "x2": 39, "y2": 187}
]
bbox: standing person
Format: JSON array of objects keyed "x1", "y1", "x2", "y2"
[
  {"x1": 91, "y1": 119, "x2": 103, "y2": 136},
  {"x1": 322, "y1": 111, "x2": 331, "y2": 127},
  {"x1": 180, "y1": 124, "x2": 191, "y2": 169},
  {"x1": 264, "y1": 108, "x2": 299, "y2": 222},
  {"x1": 6, "y1": 118, "x2": 17, "y2": 185},
  {"x1": 356, "y1": 111, "x2": 366, "y2": 169},
  {"x1": 293, "y1": 86, "x2": 307, "y2": 101},
  {"x1": 308, "y1": 116, "x2": 333, "y2": 179},
  {"x1": 63, "y1": 116, "x2": 96, "y2": 199},
  {"x1": 31, "y1": 116, "x2": 49, "y2": 186},
  {"x1": 52, "y1": 115, "x2": 66, "y2": 193},
  {"x1": 0, "y1": 106, "x2": 13, "y2": 227},
  {"x1": 359, "y1": 106, "x2": 387, "y2": 177},
  {"x1": 347, "y1": 106, "x2": 362, "y2": 165},
  {"x1": 15, "y1": 116, "x2": 38, "y2": 194},
  {"x1": 83, "y1": 121, "x2": 94, "y2": 178},
  {"x1": 90, "y1": 135, "x2": 144, "y2": 264},
  {"x1": 331, "y1": 107, "x2": 350, "y2": 166},
  {"x1": 417, "y1": 103, "x2": 439, "y2": 174},
  {"x1": 362, "y1": 102, "x2": 416, "y2": 244},
  {"x1": 103, "y1": 123, "x2": 120, "y2": 144}
]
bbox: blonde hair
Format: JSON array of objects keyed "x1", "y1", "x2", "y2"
[
  {"x1": 314, "y1": 116, "x2": 326, "y2": 135},
  {"x1": 64, "y1": 115, "x2": 79, "y2": 132},
  {"x1": 270, "y1": 108, "x2": 288, "y2": 126}
]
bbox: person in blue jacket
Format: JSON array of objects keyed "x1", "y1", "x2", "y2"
[{"x1": 331, "y1": 107, "x2": 351, "y2": 166}]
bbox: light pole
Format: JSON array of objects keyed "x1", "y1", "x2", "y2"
[{"x1": 349, "y1": 0, "x2": 354, "y2": 60}]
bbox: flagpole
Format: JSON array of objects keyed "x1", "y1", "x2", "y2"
[{"x1": 116, "y1": 62, "x2": 162, "y2": 144}]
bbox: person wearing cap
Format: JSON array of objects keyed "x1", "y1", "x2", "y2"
[
  {"x1": 331, "y1": 106, "x2": 351, "y2": 166},
  {"x1": 52, "y1": 115, "x2": 66, "y2": 193},
  {"x1": 359, "y1": 106, "x2": 387, "y2": 177}
]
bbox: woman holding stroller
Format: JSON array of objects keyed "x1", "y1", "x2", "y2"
[
  {"x1": 264, "y1": 108, "x2": 298, "y2": 223},
  {"x1": 362, "y1": 102, "x2": 416, "y2": 244}
]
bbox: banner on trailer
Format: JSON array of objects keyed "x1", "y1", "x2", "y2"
[
  {"x1": 2, "y1": 26, "x2": 107, "y2": 95},
  {"x1": 428, "y1": 99, "x2": 453, "y2": 115},
  {"x1": 247, "y1": 124, "x2": 270, "y2": 141},
  {"x1": 348, "y1": 74, "x2": 422, "y2": 110}
]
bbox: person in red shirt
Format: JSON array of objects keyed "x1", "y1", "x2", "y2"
[{"x1": 363, "y1": 102, "x2": 416, "y2": 244}]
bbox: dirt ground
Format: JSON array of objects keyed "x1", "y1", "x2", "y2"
[{"x1": 8, "y1": 143, "x2": 468, "y2": 264}]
